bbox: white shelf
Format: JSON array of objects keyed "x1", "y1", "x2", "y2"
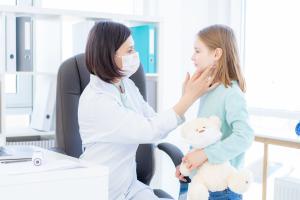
[
  {"x1": 4, "y1": 127, "x2": 54, "y2": 138},
  {"x1": 5, "y1": 72, "x2": 156, "y2": 77},
  {"x1": 2, "y1": 71, "x2": 57, "y2": 76},
  {"x1": 146, "y1": 73, "x2": 158, "y2": 77},
  {"x1": 2, "y1": 71, "x2": 34, "y2": 75},
  {"x1": 145, "y1": 73, "x2": 158, "y2": 81},
  {"x1": 0, "y1": 5, "x2": 160, "y2": 23},
  {"x1": 0, "y1": 5, "x2": 160, "y2": 139}
]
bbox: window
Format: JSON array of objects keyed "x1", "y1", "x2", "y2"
[
  {"x1": 244, "y1": 0, "x2": 300, "y2": 138},
  {"x1": 244, "y1": 2, "x2": 300, "y2": 198}
]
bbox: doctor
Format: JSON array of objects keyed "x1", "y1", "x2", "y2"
[{"x1": 78, "y1": 21, "x2": 218, "y2": 200}]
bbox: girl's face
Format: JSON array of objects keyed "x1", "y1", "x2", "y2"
[{"x1": 191, "y1": 38, "x2": 216, "y2": 70}]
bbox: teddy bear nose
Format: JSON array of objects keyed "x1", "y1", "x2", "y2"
[{"x1": 196, "y1": 129, "x2": 205, "y2": 133}]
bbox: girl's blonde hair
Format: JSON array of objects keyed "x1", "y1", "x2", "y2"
[{"x1": 198, "y1": 24, "x2": 246, "y2": 92}]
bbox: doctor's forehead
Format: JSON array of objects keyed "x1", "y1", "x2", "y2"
[
  {"x1": 127, "y1": 36, "x2": 135, "y2": 48},
  {"x1": 119, "y1": 36, "x2": 134, "y2": 50}
]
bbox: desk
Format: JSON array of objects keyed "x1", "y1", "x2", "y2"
[
  {"x1": 0, "y1": 147, "x2": 109, "y2": 200},
  {"x1": 255, "y1": 135, "x2": 300, "y2": 200}
]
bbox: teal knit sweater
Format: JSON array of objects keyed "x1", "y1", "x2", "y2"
[{"x1": 198, "y1": 81, "x2": 254, "y2": 169}]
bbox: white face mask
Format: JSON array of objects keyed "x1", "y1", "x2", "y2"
[{"x1": 121, "y1": 52, "x2": 140, "y2": 77}]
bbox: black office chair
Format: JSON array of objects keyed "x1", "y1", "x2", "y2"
[{"x1": 54, "y1": 54, "x2": 189, "y2": 199}]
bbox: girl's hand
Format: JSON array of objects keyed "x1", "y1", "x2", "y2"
[
  {"x1": 175, "y1": 165, "x2": 187, "y2": 182},
  {"x1": 182, "y1": 149, "x2": 208, "y2": 170}
]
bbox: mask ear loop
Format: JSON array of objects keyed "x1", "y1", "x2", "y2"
[
  {"x1": 113, "y1": 81, "x2": 125, "y2": 94},
  {"x1": 119, "y1": 82, "x2": 125, "y2": 93}
]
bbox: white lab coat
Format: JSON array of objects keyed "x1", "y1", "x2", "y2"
[{"x1": 78, "y1": 74, "x2": 178, "y2": 200}]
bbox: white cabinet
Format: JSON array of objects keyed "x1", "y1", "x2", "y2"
[
  {"x1": 0, "y1": 5, "x2": 159, "y2": 140},
  {"x1": 0, "y1": 147, "x2": 109, "y2": 200}
]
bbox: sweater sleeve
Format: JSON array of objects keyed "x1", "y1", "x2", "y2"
[{"x1": 204, "y1": 89, "x2": 254, "y2": 164}]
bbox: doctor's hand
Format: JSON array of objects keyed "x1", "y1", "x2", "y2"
[
  {"x1": 175, "y1": 165, "x2": 187, "y2": 182},
  {"x1": 174, "y1": 65, "x2": 219, "y2": 116},
  {"x1": 182, "y1": 149, "x2": 208, "y2": 171},
  {"x1": 183, "y1": 65, "x2": 218, "y2": 99},
  {"x1": 182, "y1": 72, "x2": 190, "y2": 97}
]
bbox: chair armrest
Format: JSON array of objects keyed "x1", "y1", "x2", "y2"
[
  {"x1": 157, "y1": 142, "x2": 191, "y2": 183},
  {"x1": 157, "y1": 142, "x2": 190, "y2": 200},
  {"x1": 157, "y1": 142, "x2": 183, "y2": 167}
]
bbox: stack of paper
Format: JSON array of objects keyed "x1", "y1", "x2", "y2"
[{"x1": 0, "y1": 145, "x2": 33, "y2": 164}]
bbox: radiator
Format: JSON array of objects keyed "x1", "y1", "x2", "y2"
[
  {"x1": 6, "y1": 139, "x2": 56, "y2": 149},
  {"x1": 274, "y1": 177, "x2": 300, "y2": 200}
]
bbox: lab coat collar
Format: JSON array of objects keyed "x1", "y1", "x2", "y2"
[{"x1": 89, "y1": 74, "x2": 124, "y2": 104}]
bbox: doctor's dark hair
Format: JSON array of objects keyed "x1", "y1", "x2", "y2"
[{"x1": 85, "y1": 21, "x2": 131, "y2": 83}]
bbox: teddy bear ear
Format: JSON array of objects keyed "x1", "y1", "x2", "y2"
[{"x1": 209, "y1": 116, "x2": 221, "y2": 128}]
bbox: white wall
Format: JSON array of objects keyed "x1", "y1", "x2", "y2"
[{"x1": 151, "y1": 0, "x2": 184, "y2": 196}]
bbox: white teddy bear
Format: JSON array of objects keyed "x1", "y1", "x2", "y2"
[{"x1": 179, "y1": 116, "x2": 252, "y2": 200}]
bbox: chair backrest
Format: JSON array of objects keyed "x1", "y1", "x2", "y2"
[{"x1": 55, "y1": 54, "x2": 154, "y2": 185}]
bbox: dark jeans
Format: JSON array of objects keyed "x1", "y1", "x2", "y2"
[{"x1": 209, "y1": 188, "x2": 242, "y2": 200}]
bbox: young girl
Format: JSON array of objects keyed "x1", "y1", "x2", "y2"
[{"x1": 176, "y1": 25, "x2": 254, "y2": 200}]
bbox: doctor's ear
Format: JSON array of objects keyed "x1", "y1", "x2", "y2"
[{"x1": 213, "y1": 48, "x2": 223, "y2": 61}]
